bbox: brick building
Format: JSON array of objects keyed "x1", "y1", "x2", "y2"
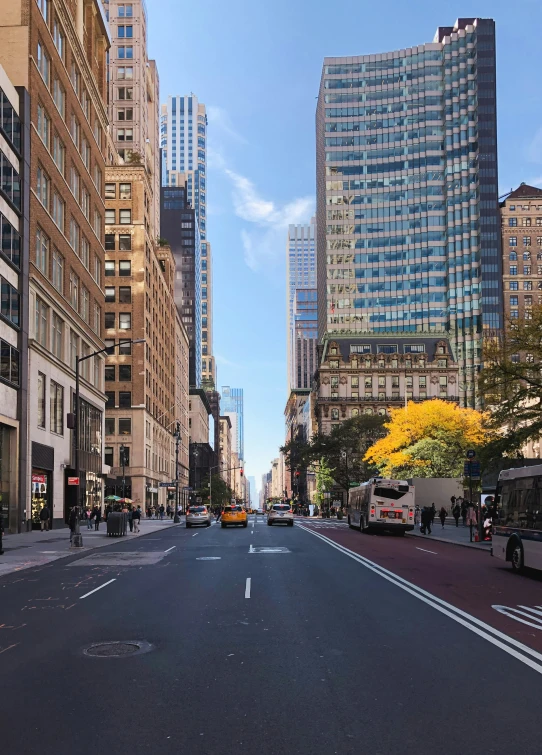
[
  {"x1": 104, "y1": 163, "x2": 189, "y2": 512},
  {"x1": 0, "y1": 0, "x2": 111, "y2": 528}
]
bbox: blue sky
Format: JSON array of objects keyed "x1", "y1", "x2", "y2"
[{"x1": 147, "y1": 0, "x2": 542, "y2": 490}]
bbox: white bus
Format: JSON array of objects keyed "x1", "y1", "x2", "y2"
[
  {"x1": 493, "y1": 464, "x2": 542, "y2": 573},
  {"x1": 348, "y1": 478, "x2": 415, "y2": 535}
]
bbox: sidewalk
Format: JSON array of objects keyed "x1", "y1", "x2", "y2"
[
  {"x1": 0, "y1": 517, "x2": 184, "y2": 579},
  {"x1": 407, "y1": 522, "x2": 491, "y2": 552}
]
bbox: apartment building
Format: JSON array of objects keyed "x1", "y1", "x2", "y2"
[
  {"x1": 103, "y1": 0, "x2": 160, "y2": 237},
  {"x1": 104, "y1": 164, "x2": 188, "y2": 511},
  {"x1": 219, "y1": 414, "x2": 232, "y2": 487},
  {"x1": 0, "y1": 0, "x2": 111, "y2": 528},
  {"x1": 0, "y1": 63, "x2": 29, "y2": 534}
]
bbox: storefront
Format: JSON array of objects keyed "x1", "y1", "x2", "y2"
[
  {"x1": 30, "y1": 471, "x2": 51, "y2": 530},
  {"x1": 146, "y1": 481, "x2": 158, "y2": 512},
  {"x1": 0, "y1": 424, "x2": 14, "y2": 531}
]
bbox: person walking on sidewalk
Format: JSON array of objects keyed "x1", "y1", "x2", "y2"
[
  {"x1": 420, "y1": 506, "x2": 432, "y2": 535},
  {"x1": 68, "y1": 507, "x2": 77, "y2": 544},
  {"x1": 86, "y1": 507, "x2": 93, "y2": 529},
  {"x1": 132, "y1": 506, "x2": 141, "y2": 533},
  {"x1": 460, "y1": 499, "x2": 467, "y2": 526},
  {"x1": 430, "y1": 503, "x2": 436, "y2": 527},
  {"x1": 453, "y1": 502, "x2": 461, "y2": 527},
  {"x1": 39, "y1": 504, "x2": 50, "y2": 532},
  {"x1": 159, "y1": 504, "x2": 165, "y2": 520},
  {"x1": 127, "y1": 506, "x2": 134, "y2": 533},
  {"x1": 439, "y1": 506, "x2": 447, "y2": 528},
  {"x1": 93, "y1": 506, "x2": 101, "y2": 531}
]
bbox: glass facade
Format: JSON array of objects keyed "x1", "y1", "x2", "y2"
[
  {"x1": 287, "y1": 219, "x2": 317, "y2": 391},
  {"x1": 316, "y1": 18, "x2": 500, "y2": 407},
  {"x1": 221, "y1": 387, "x2": 243, "y2": 460}
]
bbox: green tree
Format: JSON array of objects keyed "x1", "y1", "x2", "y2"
[
  {"x1": 478, "y1": 306, "x2": 542, "y2": 460},
  {"x1": 198, "y1": 474, "x2": 234, "y2": 508},
  {"x1": 315, "y1": 457, "x2": 335, "y2": 506}
]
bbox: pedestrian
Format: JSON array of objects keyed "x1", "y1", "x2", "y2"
[
  {"x1": 450, "y1": 495, "x2": 456, "y2": 508},
  {"x1": 216, "y1": 508, "x2": 222, "y2": 522},
  {"x1": 420, "y1": 506, "x2": 432, "y2": 535},
  {"x1": 133, "y1": 505, "x2": 141, "y2": 533},
  {"x1": 453, "y1": 503, "x2": 461, "y2": 527},
  {"x1": 461, "y1": 500, "x2": 467, "y2": 526},
  {"x1": 127, "y1": 506, "x2": 133, "y2": 533},
  {"x1": 39, "y1": 504, "x2": 50, "y2": 532},
  {"x1": 414, "y1": 504, "x2": 421, "y2": 526},
  {"x1": 439, "y1": 506, "x2": 447, "y2": 528},
  {"x1": 430, "y1": 503, "x2": 436, "y2": 526},
  {"x1": 466, "y1": 501, "x2": 477, "y2": 533},
  {"x1": 85, "y1": 507, "x2": 93, "y2": 529},
  {"x1": 94, "y1": 506, "x2": 102, "y2": 531},
  {"x1": 68, "y1": 506, "x2": 77, "y2": 544},
  {"x1": 159, "y1": 504, "x2": 165, "y2": 520}
]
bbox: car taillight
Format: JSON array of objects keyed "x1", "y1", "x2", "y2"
[{"x1": 370, "y1": 506, "x2": 375, "y2": 517}]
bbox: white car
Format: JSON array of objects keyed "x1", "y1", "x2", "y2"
[
  {"x1": 267, "y1": 503, "x2": 294, "y2": 526},
  {"x1": 186, "y1": 505, "x2": 212, "y2": 527}
]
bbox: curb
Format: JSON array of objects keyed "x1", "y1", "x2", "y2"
[{"x1": 406, "y1": 532, "x2": 490, "y2": 552}]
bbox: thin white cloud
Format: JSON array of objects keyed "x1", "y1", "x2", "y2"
[
  {"x1": 207, "y1": 106, "x2": 247, "y2": 144},
  {"x1": 214, "y1": 353, "x2": 241, "y2": 368}
]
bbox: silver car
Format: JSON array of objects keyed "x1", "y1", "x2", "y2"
[
  {"x1": 267, "y1": 503, "x2": 294, "y2": 526},
  {"x1": 186, "y1": 505, "x2": 212, "y2": 528}
]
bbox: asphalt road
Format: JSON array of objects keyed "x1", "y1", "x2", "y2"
[{"x1": 1, "y1": 515, "x2": 541, "y2": 755}]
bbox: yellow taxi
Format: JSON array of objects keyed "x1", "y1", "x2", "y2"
[{"x1": 221, "y1": 504, "x2": 248, "y2": 528}]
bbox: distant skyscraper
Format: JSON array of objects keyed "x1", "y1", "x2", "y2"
[
  {"x1": 316, "y1": 18, "x2": 500, "y2": 407},
  {"x1": 287, "y1": 219, "x2": 317, "y2": 390},
  {"x1": 161, "y1": 95, "x2": 214, "y2": 384},
  {"x1": 221, "y1": 387, "x2": 244, "y2": 460},
  {"x1": 248, "y1": 476, "x2": 257, "y2": 507}
]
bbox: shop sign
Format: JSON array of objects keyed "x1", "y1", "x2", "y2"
[
  {"x1": 32, "y1": 474, "x2": 46, "y2": 484},
  {"x1": 68, "y1": 477, "x2": 80, "y2": 486}
]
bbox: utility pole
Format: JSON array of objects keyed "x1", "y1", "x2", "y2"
[
  {"x1": 174, "y1": 422, "x2": 180, "y2": 523},
  {"x1": 120, "y1": 444, "x2": 126, "y2": 499}
]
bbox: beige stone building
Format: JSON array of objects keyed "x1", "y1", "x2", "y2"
[
  {"x1": 219, "y1": 415, "x2": 232, "y2": 487},
  {"x1": 104, "y1": 164, "x2": 189, "y2": 511},
  {"x1": 316, "y1": 336, "x2": 459, "y2": 434},
  {"x1": 0, "y1": 0, "x2": 110, "y2": 527},
  {"x1": 102, "y1": 0, "x2": 160, "y2": 238}
]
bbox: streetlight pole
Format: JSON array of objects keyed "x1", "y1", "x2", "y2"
[
  {"x1": 120, "y1": 444, "x2": 126, "y2": 499},
  {"x1": 174, "y1": 422, "x2": 180, "y2": 523},
  {"x1": 72, "y1": 337, "x2": 145, "y2": 548}
]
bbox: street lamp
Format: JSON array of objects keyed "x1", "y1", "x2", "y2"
[
  {"x1": 173, "y1": 421, "x2": 181, "y2": 523},
  {"x1": 120, "y1": 444, "x2": 126, "y2": 499},
  {"x1": 70, "y1": 337, "x2": 145, "y2": 548}
]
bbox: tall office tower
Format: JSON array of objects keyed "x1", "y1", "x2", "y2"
[
  {"x1": 292, "y1": 289, "x2": 318, "y2": 389},
  {"x1": 160, "y1": 184, "x2": 202, "y2": 388},
  {"x1": 0, "y1": 0, "x2": 110, "y2": 528},
  {"x1": 103, "y1": 0, "x2": 161, "y2": 237},
  {"x1": 287, "y1": 219, "x2": 316, "y2": 390},
  {"x1": 161, "y1": 96, "x2": 215, "y2": 385},
  {"x1": 316, "y1": 18, "x2": 500, "y2": 407},
  {"x1": 221, "y1": 387, "x2": 244, "y2": 460},
  {"x1": 248, "y1": 476, "x2": 257, "y2": 507}
]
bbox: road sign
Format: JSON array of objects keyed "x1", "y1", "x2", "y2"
[
  {"x1": 67, "y1": 477, "x2": 80, "y2": 486},
  {"x1": 159, "y1": 482, "x2": 177, "y2": 488},
  {"x1": 466, "y1": 449, "x2": 476, "y2": 459},
  {"x1": 464, "y1": 461, "x2": 481, "y2": 479},
  {"x1": 196, "y1": 496, "x2": 202, "y2": 503}
]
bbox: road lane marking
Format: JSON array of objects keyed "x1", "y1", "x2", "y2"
[
  {"x1": 164, "y1": 546, "x2": 176, "y2": 554},
  {"x1": 298, "y1": 524, "x2": 542, "y2": 675},
  {"x1": 196, "y1": 557, "x2": 221, "y2": 560},
  {"x1": 79, "y1": 579, "x2": 116, "y2": 600},
  {"x1": 192, "y1": 533, "x2": 198, "y2": 537},
  {"x1": 245, "y1": 578, "x2": 251, "y2": 599},
  {"x1": 492, "y1": 605, "x2": 542, "y2": 630},
  {"x1": 416, "y1": 547, "x2": 438, "y2": 555},
  {"x1": 249, "y1": 544, "x2": 254, "y2": 553}
]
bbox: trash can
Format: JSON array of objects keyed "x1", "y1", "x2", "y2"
[{"x1": 107, "y1": 512, "x2": 127, "y2": 537}]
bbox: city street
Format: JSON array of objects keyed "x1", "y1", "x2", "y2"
[{"x1": 2, "y1": 515, "x2": 542, "y2": 755}]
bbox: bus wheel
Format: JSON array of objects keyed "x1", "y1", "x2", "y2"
[{"x1": 510, "y1": 540, "x2": 524, "y2": 573}]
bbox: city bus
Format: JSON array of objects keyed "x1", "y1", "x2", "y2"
[
  {"x1": 493, "y1": 464, "x2": 542, "y2": 573},
  {"x1": 348, "y1": 478, "x2": 415, "y2": 535}
]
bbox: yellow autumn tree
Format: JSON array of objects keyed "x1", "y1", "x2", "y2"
[{"x1": 364, "y1": 400, "x2": 492, "y2": 479}]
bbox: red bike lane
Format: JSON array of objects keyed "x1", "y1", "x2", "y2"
[{"x1": 297, "y1": 520, "x2": 542, "y2": 655}]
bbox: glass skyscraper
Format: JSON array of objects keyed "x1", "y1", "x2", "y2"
[
  {"x1": 287, "y1": 219, "x2": 317, "y2": 391},
  {"x1": 316, "y1": 18, "x2": 500, "y2": 407},
  {"x1": 221, "y1": 387, "x2": 244, "y2": 460}
]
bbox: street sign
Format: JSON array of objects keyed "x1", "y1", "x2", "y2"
[
  {"x1": 159, "y1": 482, "x2": 177, "y2": 487},
  {"x1": 67, "y1": 477, "x2": 80, "y2": 486},
  {"x1": 466, "y1": 450, "x2": 476, "y2": 459},
  {"x1": 196, "y1": 496, "x2": 202, "y2": 503},
  {"x1": 464, "y1": 461, "x2": 481, "y2": 479}
]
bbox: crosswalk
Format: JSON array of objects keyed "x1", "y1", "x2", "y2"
[{"x1": 296, "y1": 520, "x2": 349, "y2": 530}]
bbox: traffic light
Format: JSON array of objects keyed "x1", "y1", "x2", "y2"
[
  {"x1": 295, "y1": 471, "x2": 300, "y2": 478},
  {"x1": 240, "y1": 469, "x2": 244, "y2": 477}
]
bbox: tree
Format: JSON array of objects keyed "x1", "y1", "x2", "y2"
[
  {"x1": 315, "y1": 458, "x2": 334, "y2": 506},
  {"x1": 364, "y1": 400, "x2": 491, "y2": 479},
  {"x1": 281, "y1": 414, "x2": 386, "y2": 495},
  {"x1": 198, "y1": 474, "x2": 234, "y2": 508},
  {"x1": 478, "y1": 306, "x2": 542, "y2": 458}
]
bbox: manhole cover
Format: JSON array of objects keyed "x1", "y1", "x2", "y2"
[{"x1": 83, "y1": 641, "x2": 152, "y2": 658}]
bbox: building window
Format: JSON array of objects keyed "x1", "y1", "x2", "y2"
[
  {"x1": 119, "y1": 234, "x2": 131, "y2": 251},
  {"x1": 118, "y1": 4, "x2": 134, "y2": 17},
  {"x1": 69, "y1": 271, "x2": 79, "y2": 311},
  {"x1": 37, "y1": 42, "x2": 50, "y2": 87},
  {"x1": 105, "y1": 209, "x2": 115, "y2": 225},
  {"x1": 509, "y1": 218, "x2": 517, "y2": 227},
  {"x1": 35, "y1": 298, "x2": 48, "y2": 347},
  {"x1": 117, "y1": 25, "x2": 133, "y2": 38},
  {"x1": 69, "y1": 216, "x2": 80, "y2": 254},
  {"x1": 510, "y1": 310, "x2": 519, "y2": 319},
  {"x1": 52, "y1": 193, "x2": 65, "y2": 231},
  {"x1": 118, "y1": 87, "x2": 134, "y2": 100},
  {"x1": 119, "y1": 313, "x2": 131, "y2": 330},
  {"x1": 105, "y1": 392, "x2": 115, "y2": 409},
  {"x1": 118, "y1": 46, "x2": 133, "y2": 59},
  {"x1": 104, "y1": 446, "x2": 114, "y2": 466},
  {"x1": 50, "y1": 380, "x2": 63, "y2": 434},
  {"x1": 509, "y1": 296, "x2": 518, "y2": 306},
  {"x1": 93, "y1": 302, "x2": 101, "y2": 335},
  {"x1": 105, "y1": 261, "x2": 115, "y2": 277},
  {"x1": 523, "y1": 237, "x2": 532, "y2": 247},
  {"x1": 37, "y1": 372, "x2": 46, "y2": 428},
  {"x1": 53, "y1": 18, "x2": 66, "y2": 60},
  {"x1": 37, "y1": 0, "x2": 50, "y2": 22},
  {"x1": 119, "y1": 391, "x2": 131, "y2": 408},
  {"x1": 119, "y1": 183, "x2": 131, "y2": 199},
  {"x1": 104, "y1": 312, "x2": 115, "y2": 329},
  {"x1": 37, "y1": 104, "x2": 51, "y2": 148},
  {"x1": 118, "y1": 418, "x2": 131, "y2": 435},
  {"x1": 524, "y1": 266, "x2": 531, "y2": 276},
  {"x1": 117, "y1": 66, "x2": 133, "y2": 80},
  {"x1": 119, "y1": 286, "x2": 131, "y2": 303},
  {"x1": 53, "y1": 134, "x2": 65, "y2": 174},
  {"x1": 52, "y1": 248, "x2": 63, "y2": 291},
  {"x1": 509, "y1": 266, "x2": 517, "y2": 275},
  {"x1": 118, "y1": 339, "x2": 131, "y2": 355},
  {"x1": 105, "y1": 365, "x2": 115, "y2": 382},
  {"x1": 81, "y1": 287, "x2": 89, "y2": 322},
  {"x1": 105, "y1": 286, "x2": 115, "y2": 303},
  {"x1": 509, "y1": 251, "x2": 517, "y2": 261},
  {"x1": 117, "y1": 108, "x2": 133, "y2": 121},
  {"x1": 35, "y1": 227, "x2": 49, "y2": 275},
  {"x1": 119, "y1": 365, "x2": 131, "y2": 381},
  {"x1": 509, "y1": 281, "x2": 518, "y2": 291},
  {"x1": 119, "y1": 209, "x2": 131, "y2": 224},
  {"x1": 119, "y1": 261, "x2": 131, "y2": 277},
  {"x1": 69, "y1": 330, "x2": 78, "y2": 370},
  {"x1": 94, "y1": 256, "x2": 102, "y2": 286},
  {"x1": 36, "y1": 166, "x2": 50, "y2": 209},
  {"x1": 105, "y1": 417, "x2": 115, "y2": 435},
  {"x1": 105, "y1": 183, "x2": 116, "y2": 200},
  {"x1": 105, "y1": 234, "x2": 115, "y2": 251},
  {"x1": 511, "y1": 353, "x2": 520, "y2": 363},
  {"x1": 331, "y1": 408, "x2": 339, "y2": 420},
  {"x1": 51, "y1": 312, "x2": 63, "y2": 359}
]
